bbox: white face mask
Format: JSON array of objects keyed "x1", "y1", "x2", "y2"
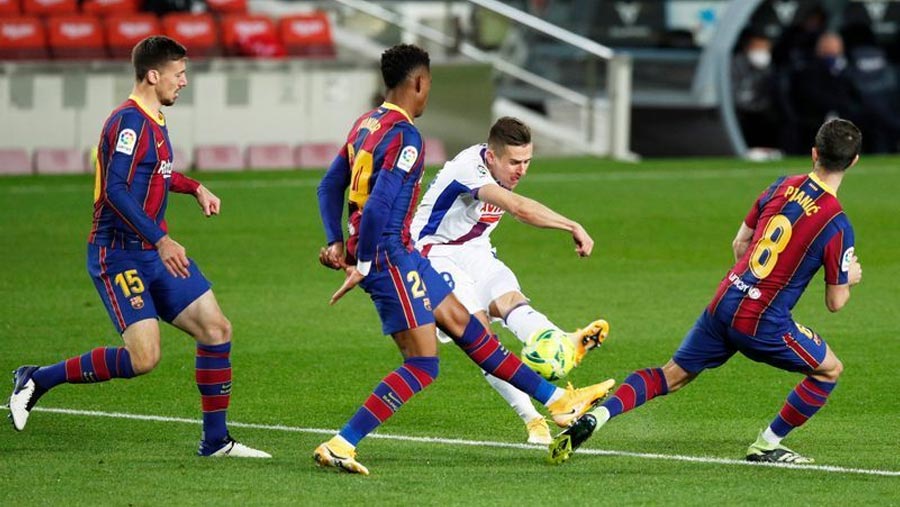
[{"x1": 747, "y1": 49, "x2": 771, "y2": 69}]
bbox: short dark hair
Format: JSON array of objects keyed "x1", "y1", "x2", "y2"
[
  {"x1": 815, "y1": 118, "x2": 862, "y2": 171},
  {"x1": 380, "y1": 44, "x2": 430, "y2": 90},
  {"x1": 488, "y1": 117, "x2": 531, "y2": 154},
  {"x1": 132, "y1": 36, "x2": 187, "y2": 82}
]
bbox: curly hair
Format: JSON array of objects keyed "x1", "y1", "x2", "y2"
[{"x1": 380, "y1": 44, "x2": 430, "y2": 90}]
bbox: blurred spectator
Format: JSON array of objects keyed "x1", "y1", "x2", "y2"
[
  {"x1": 772, "y1": 4, "x2": 827, "y2": 68},
  {"x1": 731, "y1": 28, "x2": 780, "y2": 150},
  {"x1": 786, "y1": 32, "x2": 861, "y2": 153},
  {"x1": 843, "y1": 23, "x2": 900, "y2": 153}
]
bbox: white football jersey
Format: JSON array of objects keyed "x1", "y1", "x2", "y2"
[{"x1": 411, "y1": 144, "x2": 505, "y2": 250}]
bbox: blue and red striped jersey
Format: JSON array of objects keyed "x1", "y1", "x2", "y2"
[
  {"x1": 317, "y1": 102, "x2": 426, "y2": 265},
  {"x1": 708, "y1": 172, "x2": 855, "y2": 336},
  {"x1": 88, "y1": 95, "x2": 199, "y2": 250}
]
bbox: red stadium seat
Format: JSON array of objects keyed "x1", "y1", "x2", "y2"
[
  {"x1": 162, "y1": 13, "x2": 218, "y2": 57},
  {"x1": 0, "y1": 148, "x2": 31, "y2": 175},
  {"x1": 82, "y1": 0, "x2": 140, "y2": 16},
  {"x1": 204, "y1": 0, "x2": 246, "y2": 15},
  {"x1": 279, "y1": 12, "x2": 335, "y2": 58},
  {"x1": 194, "y1": 145, "x2": 244, "y2": 172},
  {"x1": 0, "y1": 0, "x2": 21, "y2": 17},
  {"x1": 246, "y1": 144, "x2": 293, "y2": 171},
  {"x1": 0, "y1": 16, "x2": 47, "y2": 59},
  {"x1": 220, "y1": 14, "x2": 281, "y2": 57},
  {"x1": 105, "y1": 14, "x2": 161, "y2": 59},
  {"x1": 293, "y1": 143, "x2": 341, "y2": 170},
  {"x1": 47, "y1": 15, "x2": 106, "y2": 59},
  {"x1": 34, "y1": 148, "x2": 86, "y2": 174},
  {"x1": 424, "y1": 137, "x2": 448, "y2": 166},
  {"x1": 22, "y1": 0, "x2": 77, "y2": 16}
]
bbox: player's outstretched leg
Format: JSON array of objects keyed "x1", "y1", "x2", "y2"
[
  {"x1": 313, "y1": 356, "x2": 439, "y2": 474},
  {"x1": 549, "y1": 366, "x2": 669, "y2": 464},
  {"x1": 452, "y1": 314, "x2": 614, "y2": 427},
  {"x1": 504, "y1": 304, "x2": 610, "y2": 367},
  {"x1": 9, "y1": 346, "x2": 140, "y2": 432},
  {"x1": 745, "y1": 376, "x2": 836, "y2": 464}
]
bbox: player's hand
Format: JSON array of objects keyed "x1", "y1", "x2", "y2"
[
  {"x1": 848, "y1": 255, "x2": 862, "y2": 286},
  {"x1": 156, "y1": 235, "x2": 191, "y2": 278},
  {"x1": 572, "y1": 224, "x2": 594, "y2": 257},
  {"x1": 194, "y1": 184, "x2": 221, "y2": 217},
  {"x1": 319, "y1": 242, "x2": 347, "y2": 270},
  {"x1": 330, "y1": 267, "x2": 364, "y2": 305}
]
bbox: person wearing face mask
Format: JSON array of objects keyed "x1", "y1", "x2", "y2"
[
  {"x1": 409, "y1": 117, "x2": 611, "y2": 446},
  {"x1": 731, "y1": 28, "x2": 781, "y2": 154},
  {"x1": 790, "y1": 32, "x2": 862, "y2": 152}
]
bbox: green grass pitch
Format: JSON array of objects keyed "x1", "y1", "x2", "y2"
[{"x1": 1, "y1": 156, "x2": 898, "y2": 505}]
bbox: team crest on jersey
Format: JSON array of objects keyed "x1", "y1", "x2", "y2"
[
  {"x1": 116, "y1": 128, "x2": 137, "y2": 155},
  {"x1": 397, "y1": 145, "x2": 418, "y2": 172},
  {"x1": 129, "y1": 295, "x2": 144, "y2": 310},
  {"x1": 841, "y1": 246, "x2": 855, "y2": 272}
]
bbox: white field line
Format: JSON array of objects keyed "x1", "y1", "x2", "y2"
[
  {"x1": 2, "y1": 405, "x2": 898, "y2": 478},
  {"x1": 0, "y1": 165, "x2": 889, "y2": 195}
]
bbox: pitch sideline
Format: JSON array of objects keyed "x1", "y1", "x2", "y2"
[{"x1": 2, "y1": 405, "x2": 898, "y2": 478}]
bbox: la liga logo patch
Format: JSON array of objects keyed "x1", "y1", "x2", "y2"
[
  {"x1": 116, "y1": 128, "x2": 137, "y2": 155},
  {"x1": 397, "y1": 145, "x2": 418, "y2": 172}
]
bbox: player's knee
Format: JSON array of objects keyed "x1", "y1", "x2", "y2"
[
  {"x1": 821, "y1": 357, "x2": 843, "y2": 382},
  {"x1": 129, "y1": 347, "x2": 160, "y2": 375},
  {"x1": 203, "y1": 317, "x2": 232, "y2": 345}
]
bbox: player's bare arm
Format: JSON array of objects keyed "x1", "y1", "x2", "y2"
[
  {"x1": 477, "y1": 183, "x2": 594, "y2": 256},
  {"x1": 825, "y1": 254, "x2": 861, "y2": 312},
  {"x1": 732, "y1": 222, "x2": 755, "y2": 261},
  {"x1": 156, "y1": 235, "x2": 191, "y2": 279},
  {"x1": 330, "y1": 266, "x2": 364, "y2": 305},
  {"x1": 194, "y1": 184, "x2": 220, "y2": 217}
]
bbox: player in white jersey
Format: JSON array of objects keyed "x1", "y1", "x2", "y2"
[{"x1": 410, "y1": 117, "x2": 609, "y2": 444}]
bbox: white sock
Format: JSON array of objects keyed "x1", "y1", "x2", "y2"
[
  {"x1": 592, "y1": 406, "x2": 611, "y2": 427},
  {"x1": 483, "y1": 372, "x2": 542, "y2": 423},
  {"x1": 545, "y1": 387, "x2": 564, "y2": 406},
  {"x1": 504, "y1": 304, "x2": 559, "y2": 344},
  {"x1": 762, "y1": 426, "x2": 783, "y2": 446}
]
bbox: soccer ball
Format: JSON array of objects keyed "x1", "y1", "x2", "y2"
[{"x1": 521, "y1": 328, "x2": 575, "y2": 381}]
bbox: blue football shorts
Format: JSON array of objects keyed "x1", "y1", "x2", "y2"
[
  {"x1": 673, "y1": 310, "x2": 828, "y2": 374},
  {"x1": 359, "y1": 248, "x2": 452, "y2": 336},
  {"x1": 87, "y1": 244, "x2": 212, "y2": 334}
]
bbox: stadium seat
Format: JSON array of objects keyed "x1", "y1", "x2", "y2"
[
  {"x1": 0, "y1": 0, "x2": 21, "y2": 17},
  {"x1": 0, "y1": 148, "x2": 31, "y2": 175},
  {"x1": 162, "y1": 13, "x2": 218, "y2": 58},
  {"x1": 247, "y1": 144, "x2": 294, "y2": 171},
  {"x1": 34, "y1": 148, "x2": 86, "y2": 174},
  {"x1": 204, "y1": 0, "x2": 246, "y2": 15},
  {"x1": 0, "y1": 16, "x2": 47, "y2": 59},
  {"x1": 279, "y1": 12, "x2": 335, "y2": 58},
  {"x1": 293, "y1": 143, "x2": 341, "y2": 170},
  {"x1": 81, "y1": 0, "x2": 140, "y2": 16},
  {"x1": 194, "y1": 145, "x2": 244, "y2": 172},
  {"x1": 22, "y1": 0, "x2": 77, "y2": 16},
  {"x1": 424, "y1": 137, "x2": 447, "y2": 166},
  {"x1": 220, "y1": 14, "x2": 281, "y2": 57},
  {"x1": 47, "y1": 15, "x2": 106, "y2": 59},
  {"x1": 105, "y1": 14, "x2": 161, "y2": 59},
  {"x1": 172, "y1": 146, "x2": 190, "y2": 172}
]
